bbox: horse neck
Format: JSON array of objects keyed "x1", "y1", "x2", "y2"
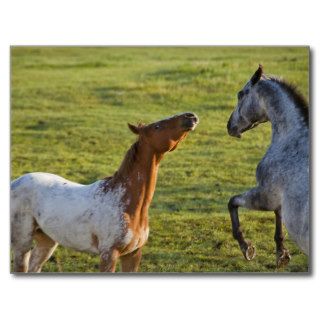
[
  {"x1": 117, "y1": 140, "x2": 163, "y2": 225},
  {"x1": 131, "y1": 142, "x2": 162, "y2": 204},
  {"x1": 258, "y1": 80, "x2": 308, "y2": 142}
]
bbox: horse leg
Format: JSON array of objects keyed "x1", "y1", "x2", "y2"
[
  {"x1": 120, "y1": 248, "x2": 142, "y2": 272},
  {"x1": 274, "y1": 209, "x2": 291, "y2": 268},
  {"x1": 11, "y1": 212, "x2": 35, "y2": 272},
  {"x1": 99, "y1": 248, "x2": 119, "y2": 272},
  {"x1": 13, "y1": 249, "x2": 32, "y2": 273},
  {"x1": 28, "y1": 229, "x2": 58, "y2": 273},
  {"x1": 228, "y1": 187, "x2": 275, "y2": 261}
]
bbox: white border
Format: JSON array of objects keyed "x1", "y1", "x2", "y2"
[{"x1": 1, "y1": 1, "x2": 319, "y2": 320}]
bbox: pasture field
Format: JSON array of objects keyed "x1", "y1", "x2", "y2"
[{"x1": 11, "y1": 46, "x2": 309, "y2": 272}]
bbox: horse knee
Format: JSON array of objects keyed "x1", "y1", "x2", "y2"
[
  {"x1": 228, "y1": 195, "x2": 242, "y2": 211},
  {"x1": 99, "y1": 249, "x2": 119, "y2": 272},
  {"x1": 228, "y1": 196, "x2": 236, "y2": 211}
]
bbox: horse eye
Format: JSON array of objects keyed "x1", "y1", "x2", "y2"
[{"x1": 155, "y1": 124, "x2": 160, "y2": 129}]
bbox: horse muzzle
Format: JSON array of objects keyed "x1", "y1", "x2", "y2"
[
  {"x1": 227, "y1": 120, "x2": 241, "y2": 138},
  {"x1": 182, "y1": 112, "x2": 199, "y2": 131}
]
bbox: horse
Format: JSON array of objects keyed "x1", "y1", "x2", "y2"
[
  {"x1": 227, "y1": 65, "x2": 309, "y2": 267},
  {"x1": 11, "y1": 112, "x2": 199, "y2": 272}
]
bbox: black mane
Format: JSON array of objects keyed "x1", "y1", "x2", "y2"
[{"x1": 269, "y1": 77, "x2": 309, "y2": 127}]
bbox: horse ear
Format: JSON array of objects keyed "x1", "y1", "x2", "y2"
[
  {"x1": 128, "y1": 123, "x2": 140, "y2": 135},
  {"x1": 250, "y1": 64, "x2": 263, "y2": 85}
]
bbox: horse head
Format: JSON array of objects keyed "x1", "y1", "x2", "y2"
[
  {"x1": 227, "y1": 65, "x2": 269, "y2": 138},
  {"x1": 128, "y1": 112, "x2": 199, "y2": 153}
]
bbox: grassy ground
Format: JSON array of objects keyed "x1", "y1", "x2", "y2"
[{"x1": 11, "y1": 46, "x2": 309, "y2": 272}]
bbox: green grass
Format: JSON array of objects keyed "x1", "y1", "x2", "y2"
[{"x1": 11, "y1": 46, "x2": 309, "y2": 272}]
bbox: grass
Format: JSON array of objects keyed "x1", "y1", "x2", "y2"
[{"x1": 11, "y1": 46, "x2": 309, "y2": 272}]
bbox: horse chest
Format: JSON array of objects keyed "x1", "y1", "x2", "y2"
[
  {"x1": 120, "y1": 226, "x2": 150, "y2": 255},
  {"x1": 256, "y1": 159, "x2": 269, "y2": 182},
  {"x1": 256, "y1": 144, "x2": 282, "y2": 182}
]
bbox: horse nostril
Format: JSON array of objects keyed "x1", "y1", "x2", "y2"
[{"x1": 185, "y1": 113, "x2": 195, "y2": 118}]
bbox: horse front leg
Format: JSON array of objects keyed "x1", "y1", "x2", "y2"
[
  {"x1": 228, "y1": 187, "x2": 274, "y2": 261},
  {"x1": 274, "y1": 208, "x2": 291, "y2": 268},
  {"x1": 99, "y1": 249, "x2": 119, "y2": 272},
  {"x1": 120, "y1": 247, "x2": 142, "y2": 272}
]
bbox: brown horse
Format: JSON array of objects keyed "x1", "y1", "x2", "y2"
[{"x1": 11, "y1": 112, "x2": 199, "y2": 272}]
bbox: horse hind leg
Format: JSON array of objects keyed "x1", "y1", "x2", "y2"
[
  {"x1": 11, "y1": 212, "x2": 35, "y2": 273},
  {"x1": 13, "y1": 249, "x2": 32, "y2": 273},
  {"x1": 28, "y1": 229, "x2": 58, "y2": 273},
  {"x1": 228, "y1": 187, "x2": 277, "y2": 261},
  {"x1": 274, "y1": 208, "x2": 291, "y2": 268}
]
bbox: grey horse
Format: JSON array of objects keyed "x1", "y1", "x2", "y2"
[{"x1": 227, "y1": 65, "x2": 309, "y2": 267}]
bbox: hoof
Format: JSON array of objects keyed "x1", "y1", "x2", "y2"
[
  {"x1": 240, "y1": 241, "x2": 256, "y2": 261},
  {"x1": 276, "y1": 249, "x2": 291, "y2": 268}
]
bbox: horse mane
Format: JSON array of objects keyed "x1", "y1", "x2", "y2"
[
  {"x1": 115, "y1": 140, "x2": 140, "y2": 179},
  {"x1": 102, "y1": 140, "x2": 140, "y2": 190},
  {"x1": 269, "y1": 77, "x2": 309, "y2": 127}
]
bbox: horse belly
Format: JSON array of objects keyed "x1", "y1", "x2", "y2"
[
  {"x1": 31, "y1": 192, "x2": 107, "y2": 254},
  {"x1": 36, "y1": 201, "x2": 127, "y2": 255},
  {"x1": 35, "y1": 208, "x2": 100, "y2": 254}
]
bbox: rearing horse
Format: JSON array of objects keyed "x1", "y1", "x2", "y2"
[
  {"x1": 11, "y1": 112, "x2": 199, "y2": 272},
  {"x1": 227, "y1": 65, "x2": 309, "y2": 267}
]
